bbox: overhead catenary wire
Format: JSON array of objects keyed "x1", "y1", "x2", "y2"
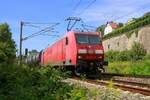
[
  {"x1": 113, "y1": 2, "x2": 150, "y2": 21},
  {"x1": 73, "y1": 0, "x2": 82, "y2": 11},
  {"x1": 23, "y1": 28, "x2": 59, "y2": 40},
  {"x1": 22, "y1": 23, "x2": 60, "y2": 40},
  {"x1": 59, "y1": 0, "x2": 82, "y2": 22},
  {"x1": 23, "y1": 24, "x2": 41, "y2": 28},
  {"x1": 76, "y1": 0, "x2": 96, "y2": 16},
  {"x1": 23, "y1": 22, "x2": 58, "y2": 25},
  {"x1": 59, "y1": 0, "x2": 97, "y2": 33}
]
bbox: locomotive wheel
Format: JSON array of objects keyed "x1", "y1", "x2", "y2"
[
  {"x1": 100, "y1": 67, "x2": 105, "y2": 72},
  {"x1": 86, "y1": 69, "x2": 101, "y2": 79},
  {"x1": 75, "y1": 66, "x2": 101, "y2": 79},
  {"x1": 74, "y1": 66, "x2": 85, "y2": 76}
]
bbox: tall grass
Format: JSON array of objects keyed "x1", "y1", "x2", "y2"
[{"x1": 106, "y1": 60, "x2": 150, "y2": 75}]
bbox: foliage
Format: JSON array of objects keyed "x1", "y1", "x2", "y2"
[
  {"x1": 68, "y1": 86, "x2": 87, "y2": 100},
  {"x1": 105, "y1": 50, "x2": 119, "y2": 62},
  {"x1": 103, "y1": 14, "x2": 150, "y2": 40},
  {"x1": 106, "y1": 60, "x2": 150, "y2": 75},
  {"x1": 0, "y1": 63, "x2": 93, "y2": 100},
  {"x1": 96, "y1": 24, "x2": 106, "y2": 36},
  {"x1": 130, "y1": 42, "x2": 146, "y2": 60},
  {"x1": 28, "y1": 49, "x2": 39, "y2": 55},
  {"x1": 0, "y1": 23, "x2": 16, "y2": 64},
  {"x1": 143, "y1": 11, "x2": 150, "y2": 16},
  {"x1": 0, "y1": 64, "x2": 70, "y2": 100},
  {"x1": 118, "y1": 23, "x2": 124, "y2": 27},
  {"x1": 125, "y1": 29, "x2": 138, "y2": 38},
  {"x1": 143, "y1": 53, "x2": 150, "y2": 60},
  {"x1": 117, "y1": 51, "x2": 131, "y2": 61},
  {"x1": 105, "y1": 50, "x2": 131, "y2": 61},
  {"x1": 105, "y1": 42, "x2": 146, "y2": 61}
]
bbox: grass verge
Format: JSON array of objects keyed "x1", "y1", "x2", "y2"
[{"x1": 105, "y1": 60, "x2": 150, "y2": 75}]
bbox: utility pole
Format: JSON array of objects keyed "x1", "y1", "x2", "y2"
[
  {"x1": 19, "y1": 21, "x2": 59, "y2": 65},
  {"x1": 19, "y1": 21, "x2": 23, "y2": 65}
]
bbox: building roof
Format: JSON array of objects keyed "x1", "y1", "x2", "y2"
[{"x1": 107, "y1": 21, "x2": 118, "y2": 29}]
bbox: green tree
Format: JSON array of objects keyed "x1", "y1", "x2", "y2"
[
  {"x1": 118, "y1": 23, "x2": 124, "y2": 27},
  {"x1": 143, "y1": 12, "x2": 150, "y2": 16},
  {"x1": 28, "y1": 49, "x2": 38, "y2": 55},
  {"x1": 96, "y1": 24, "x2": 106, "y2": 37},
  {"x1": 0, "y1": 23, "x2": 16, "y2": 63}
]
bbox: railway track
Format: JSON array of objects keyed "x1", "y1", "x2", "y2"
[
  {"x1": 101, "y1": 73, "x2": 150, "y2": 88},
  {"x1": 98, "y1": 80, "x2": 150, "y2": 96},
  {"x1": 101, "y1": 73, "x2": 150, "y2": 78},
  {"x1": 71, "y1": 73, "x2": 150, "y2": 96}
]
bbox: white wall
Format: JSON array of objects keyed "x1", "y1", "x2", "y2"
[{"x1": 104, "y1": 24, "x2": 113, "y2": 35}]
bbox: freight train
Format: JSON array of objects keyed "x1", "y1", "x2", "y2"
[{"x1": 26, "y1": 31, "x2": 108, "y2": 77}]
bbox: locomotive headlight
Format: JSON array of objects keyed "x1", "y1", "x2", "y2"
[
  {"x1": 78, "y1": 49, "x2": 87, "y2": 54},
  {"x1": 78, "y1": 56, "x2": 82, "y2": 59},
  {"x1": 95, "y1": 50, "x2": 103, "y2": 54}
]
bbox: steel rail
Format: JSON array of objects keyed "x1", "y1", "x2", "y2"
[{"x1": 71, "y1": 76, "x2": 150, "y2": 96}]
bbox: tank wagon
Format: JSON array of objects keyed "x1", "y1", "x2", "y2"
[{"x1": 27, "y1": 31, "x2": 108, "y2": 77}]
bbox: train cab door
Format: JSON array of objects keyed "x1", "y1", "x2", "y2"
[
  {"x1": 62, "y1": 37, "x2": 67, "y2": 65},
  {"x1": 63, "y1": 37, "x2": 69, "y2": 65},
  {"x1": 41, "y1": 51, "x2": 44, "y2": 65}
]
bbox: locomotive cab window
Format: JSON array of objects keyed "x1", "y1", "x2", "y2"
[
  {"x1": 76, "y1": 34, "x2": 100, "y2": 44},
  {"x1": 89, "y1": 35, "x2": 100, "y2": 43},
  {"x1": 66, "y1": 37, "x2": 68, "y2": 45}
]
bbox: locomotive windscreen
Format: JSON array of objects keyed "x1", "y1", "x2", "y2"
[{"x1": 76, "y1": 34, "x2": 100, "y2": 43}]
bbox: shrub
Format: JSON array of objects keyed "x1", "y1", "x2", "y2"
[
  {"x1": 130, "y1": 42, "x2": 146, "y2": 60},
  {"x1": 0, "y1": 64, "x2": 72, "y2": 99},
  {"x1": 115, "y1": 51, "x2": 131, "y2": 61},
  {"x1": 105, "y1": 50, "x2": 119, "y2": 62},
  {"x1": 105, "y1": 42, "x2": 146, "y2": 61},
  {"x1": 105, "y1": 50, "x2": 130, "y2": 61},
  {"x1": 143, "y1": 53, "x2": 150, "y2": 60},
  {"x1": 106, "y1": 60, "x2": 150, "y2": 75}
]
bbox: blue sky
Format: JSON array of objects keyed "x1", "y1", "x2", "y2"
[{"x1": 0, "y1": 0, "x2": 150, "y2": 54}]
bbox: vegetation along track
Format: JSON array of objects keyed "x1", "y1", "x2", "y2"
[{"x1": 71, "y1": 73, "x2": 150, "y2": 96}]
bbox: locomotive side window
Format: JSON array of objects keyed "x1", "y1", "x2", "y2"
[{"x1": 66, "y1": 37, "x2": 68, "y2": 45}]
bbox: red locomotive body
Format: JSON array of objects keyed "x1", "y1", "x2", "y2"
[{"x1": 40, "y1": 31, "x2": 106, "y2": 76}]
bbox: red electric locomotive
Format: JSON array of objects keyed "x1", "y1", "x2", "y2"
[{"x1": 39, "y1": 31, "x2": 107, "y2": 77}]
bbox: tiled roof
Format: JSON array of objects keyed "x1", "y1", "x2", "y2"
[{"x1": 107, "y1": 21, "x2": 118, "y2": 29}]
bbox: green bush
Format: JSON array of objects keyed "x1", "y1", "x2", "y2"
[
  {"x1": 130, "y1": 42, "x2": 146, "y2": 60},
  {"x1": 144, "y1": 53, "x2": 150, "y2": 60},
  {"x1": 105, "y1": 51, "x2": 119, "y2": 62},
  {"x1": 106, "y1": 60, "x2": 150, "y2": 75},
  {"x1": 0, "y1": 64, "x2": 71, "y2": 99},
  {"x1": 115, "y1": 51, "x2": 131, "y2": 61},
  {"x1": 0, "y1": 63, "x2": 90, "y2": 100},
  {"x1": 105, "y1": 50, "x2": 130, "y2": 61},
  {"x1": 105, "y1": 42, "x2": 146, "y2": 61}
]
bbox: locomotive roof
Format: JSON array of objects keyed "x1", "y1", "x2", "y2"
[
  {"x1": 74, "y1": 31, "x2": 100, "y2": 35},
  {"x1": 42, "y1": 31, "x2": 100, "y2": 52},
  {"x1": 65, "y1": 31, "x2": 100, "y2": 36}
]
